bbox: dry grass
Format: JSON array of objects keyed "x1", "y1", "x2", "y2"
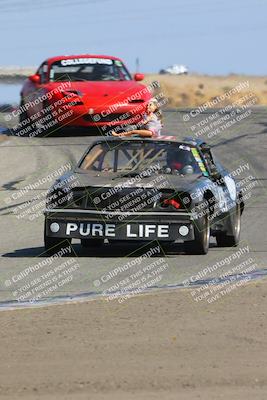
[
  {"x1": 144, "y1": 74, "x2": 267, "y2": 108},
  {"x1": 0, "y1": 68, "x2": 266, "y2": 107}
]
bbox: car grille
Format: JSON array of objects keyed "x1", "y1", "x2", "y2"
[
  {"x1": 70, "y1": 187, "x2": 189, "y2": 212},
  {"x1": 86, "y1": 187, "x2": 157, "y2": 211}
]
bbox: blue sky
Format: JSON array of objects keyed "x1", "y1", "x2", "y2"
[{"x1": 0, "y1": 0, "x2": 266, "y2": 75}]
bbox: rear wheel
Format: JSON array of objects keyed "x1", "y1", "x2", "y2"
[
  {"x1": 216, "y1": 203, "x2": 241, "y2": 247},
  {"x1": 184, "y1": 211, "x2": 210, "y2": 255}
]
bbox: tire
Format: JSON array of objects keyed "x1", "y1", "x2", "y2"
[
  {"x1": 19, "y1": 101, "x2": 28, "y2": 125},
  {"x1": 41, "y1": 100, "x2": 60, "y2": 137},
  {"x1": 81, "y1": 239, "x2": 103, "y2": 248},
  {"x1": 216, "y1": 203, "x2": 241, "y2": 247},
  {"x1": 184, "y1": 211, "x2": 210, "y2": 255},
  {"x1": 17, "y1": 100, "x2": 34, "y2": 137}
]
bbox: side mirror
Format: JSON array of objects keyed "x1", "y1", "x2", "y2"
[
  {"x1": 200, "y1": 143, "x2": 211, "y2": 153},
  {"x1": 134, "y1": 73, "x2": 144, "y2": 81},
  {"x1": 29, "y1": 74, "x2": 41, "y2": 84}
]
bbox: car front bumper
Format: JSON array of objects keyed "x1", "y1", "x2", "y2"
[
  {"x1": 44, "y1": 209, "x2": 195, "y2": 242},
  {"x1": 52, "y1": 102, "x2": 145, "y2": 128}
]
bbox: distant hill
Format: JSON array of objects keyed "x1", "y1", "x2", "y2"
[{"x1": 0, "y1": 67, "x2": 35, "y2": 81}]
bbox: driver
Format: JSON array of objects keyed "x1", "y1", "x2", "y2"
[
  {"x1": 166, "y1": 148, "x2": 193, "y2": 172},
  {"x1": 93, "y1": 65, "x2": 111, "y2": 80}
]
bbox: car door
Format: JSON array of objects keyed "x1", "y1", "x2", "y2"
[
  {"x1": 213, "y1": 157, "x2": 237, "y2": 203},
  {"x1": 199, "y1": 144, "x2": 232, "y2": 213},
  {"x1": 200, "y1": 143, "x2": 230, "y2": 214}
]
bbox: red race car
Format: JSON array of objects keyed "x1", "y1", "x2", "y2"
[{"x1": 18, "y1": 54, "x2": 154, "y2": 136}]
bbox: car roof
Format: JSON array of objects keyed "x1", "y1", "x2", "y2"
[
  {"x1": 92, "y1": 135, "x2": 206, "y2": 148},
  {"x1": 45, "y1": 54, "x2": 123, "y2": 65}
]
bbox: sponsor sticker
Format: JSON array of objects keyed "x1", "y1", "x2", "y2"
[
  {"x1": 63, "y1": 222, "x2": 170, "y2": 239},
  {"x1": 60, "y1": 58, "x2": 113, "y2": 66},
  {"x1": 191, "y1": 148, "x2": 209, "y2": 175},
  {"x1": 179, "y1": 144, "x2": 191, "y2": 151}
]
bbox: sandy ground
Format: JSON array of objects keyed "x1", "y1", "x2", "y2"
[{"x1": 0, "y1": 281, "x2": 267, "y2": 400}]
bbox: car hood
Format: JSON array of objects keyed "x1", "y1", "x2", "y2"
[
  {"x1": 46, "y1": 81, "x2": 148, "y2": 100},
  {"x1": 56, "y1": 171, "x2": 206, "y2": 193}
]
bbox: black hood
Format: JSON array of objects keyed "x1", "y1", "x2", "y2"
[{"x1": 56, "y1": 170, "x2": 205, "y2": 193}]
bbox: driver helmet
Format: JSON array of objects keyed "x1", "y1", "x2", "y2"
[{"x1": 167, "y1": 149, "x2": 191, "y2": 170}]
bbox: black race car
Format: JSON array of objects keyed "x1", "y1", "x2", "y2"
[{"x1": 44, "y1": 136, "x2": 244, "y2": 255}]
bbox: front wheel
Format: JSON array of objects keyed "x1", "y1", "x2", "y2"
[
  {"x1": 216, "y1": 203, "x2": 241, "y2": 247},
  {"x1": 184, "y1": 212, "x2": 210, "y2": 255},
  {"x1": 19, "y1": 100, "x2": 28, "y2": 125},
  {"x1": 17, "y1": 99, "x2": 34, "y2": 137}
]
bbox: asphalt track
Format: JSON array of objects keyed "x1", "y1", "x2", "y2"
[{"x1": 0, "y1": 107, "x2": 266, "y2": 308}]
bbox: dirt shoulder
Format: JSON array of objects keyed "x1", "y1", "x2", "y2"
[
  {"x1": 0, "y1": 135, "x2": 8, "y2": 143},
  {"x1": 0, "y1": 281, "x2": 267, "y2": 400},
  {"x1": 144, "y1": 74, "x2": 267, "y2": 107}
]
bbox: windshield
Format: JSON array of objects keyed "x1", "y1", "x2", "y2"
[
  {"x1": 79, "y1": 141, "x2": 205, "y2": 175},
  {"x1": 49, "y1": 58, "x2": 132, "y2": 82}
]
